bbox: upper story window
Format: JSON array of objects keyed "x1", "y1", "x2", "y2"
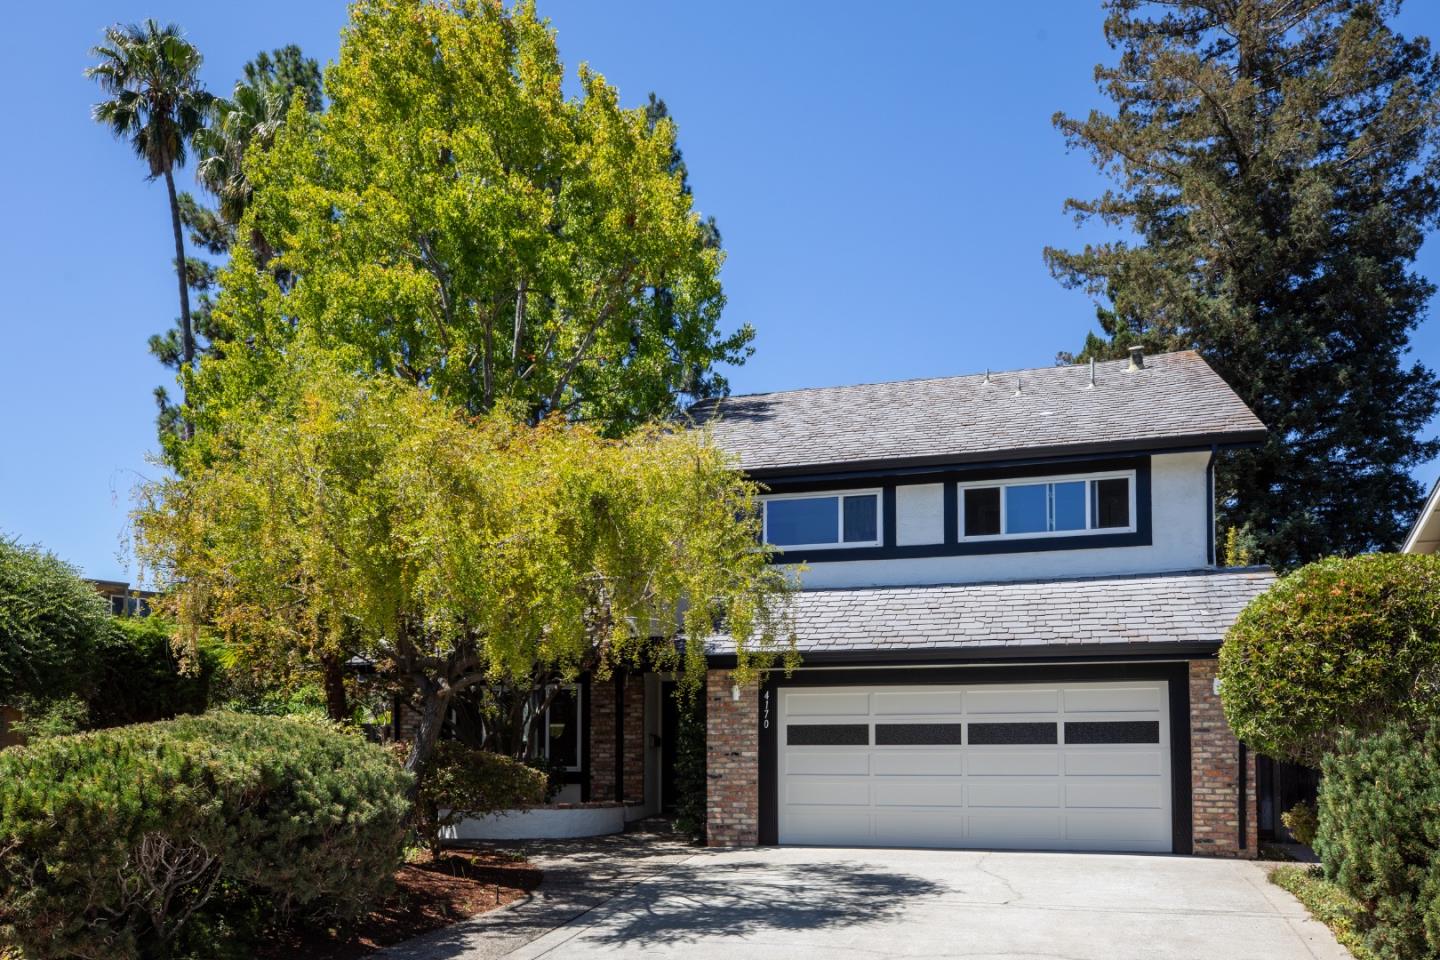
[
  {"x1": 761, "y1": 489, "x2": 882, "y2": 550},
  {"x1": 959, "y1": 471, "x2": 1135, "y2": 541}
]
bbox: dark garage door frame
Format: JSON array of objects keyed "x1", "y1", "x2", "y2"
[{"x1": 757, "y1": 660, "x2": 1193, "y2": 853}]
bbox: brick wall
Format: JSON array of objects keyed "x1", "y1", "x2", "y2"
[
  {"x1": 705, "y1": 670, "x2": 759, "y2": 846},
  {"x1": 589, "y1": 678, "x2": 617, "y2": 800},
  {"x1": 1189, "y1": 658, "x2": 1257, "y2": 858},
  {"x1": 622, "y1": 677, "x2": 647, "y2": 804}
]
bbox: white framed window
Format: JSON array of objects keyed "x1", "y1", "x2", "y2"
[
  {"x1": 958, "y1": 470, "x2": 1136, "y2": 541},
  {"x1": 760, "y1": 488, "x2": 883, "y2": 550},
  {"x1": 544, "y1": 685, "x2": 582, "y2": 772}
]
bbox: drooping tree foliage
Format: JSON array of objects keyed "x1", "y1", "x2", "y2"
[
  {"x1": 134, "y1": 351, "x2": 796, "y2": 773},
  {"x1": 1048, "y1": 0, "x2": 1440, "y2": 568},
  {"x1": 188, "y1": 0, "x2": 751, "y2": 438}
]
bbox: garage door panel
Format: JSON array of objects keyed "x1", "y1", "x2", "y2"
[
  {"x1": 777, "y1": 681, "x2": 1172, "y2": 853},
  {"x1": 966, "y1": 688, "x2": 1059, "y2": 714},
  {"x1": 968, "y1": 779, "x2": 1062, "y2": 808},
  {"x1": 873, "y1": 779, "x2": 965, "y2": 807},
  {"x1": 786, "y1": 778, "x2": 870, "y2": 806},
  {"x1": 967, "y1": 751, "x2": 1060, "y2": 777},
  {"x1": 1065, "y1": 811, "x2": 1170, "y2": 847},
  {"x1": 1064, "y1": 749, "x2": 1164, "y2": 777},
  {"x1": 968, "y1": 812, "x2": 1064, "y2": 847},
  {"x1": 785, "y1": 692, "x2": 871, "y2": 716},
  {"x1": 872, "y1": 690, "x2": 965, "y2": 715},
  {"x1": 874, "y1": 811, "x2": 965, "y2": 846},
  {"x1": 786, "y1": 752, "x2": 870, "y2": 776},
  {"x1": 781, "y1": 811, "x2": 872, "y2": 845},
  {"x1": 1063, "y1": 686, "x2": 1162, "y2": 713},
  {"x1": 872, "y1": 751, "x2": 964, "y2": 776},
  {"x1": 1065, "y1": 777, "x2": 1166, "y2": 809}
]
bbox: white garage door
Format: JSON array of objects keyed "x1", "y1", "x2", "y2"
[{"x1": 777, "y1": 681, "x2": 1172, "y2": 852}]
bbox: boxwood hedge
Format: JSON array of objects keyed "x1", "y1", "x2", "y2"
[
  {"x1": 0, "y1": 712, "x2": 412, "y2": 960},
  {"x1": 1218, "y1": 553, "x2": 1440, "y2": 765}
]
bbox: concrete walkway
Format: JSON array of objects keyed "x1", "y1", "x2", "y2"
[{"x1": 384, "y1": 839, "x2": 1351, "y2": 960}]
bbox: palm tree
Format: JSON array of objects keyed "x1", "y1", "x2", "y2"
[{"x1": 87, "y1": 21, "x2": 213, "y2": 404}]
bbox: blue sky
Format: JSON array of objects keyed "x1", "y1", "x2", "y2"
[{"x1": 4, "y1": 1, "x2": 1440, "y2": 581}]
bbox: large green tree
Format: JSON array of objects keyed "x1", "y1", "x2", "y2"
[
  {"x1": 189, "y1": 0, "x2": 751, "y2": 436},
  {"x1": 0, "y1": 538, "x2": 110, "y2": 709},
  {"x1": 88, "y1": 20, "x2": 214, "y2": 437},
  {"x1": 133, "y1": 351, "x2": 794, "y2": 772},
  {"x1": 1048, "y1": 0, "x2": 1440, "y2": 568}
]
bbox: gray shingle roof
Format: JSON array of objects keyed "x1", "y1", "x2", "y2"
[
  {"x1": 690, "y1": 350, "x2": 1265, "y2": 474},
  {"x1": 710, "y1": 567, "x2": 1275, "y2": 657}
]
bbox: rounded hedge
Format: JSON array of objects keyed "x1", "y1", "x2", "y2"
[
  {"x1": 1219, "y1": 553, "x2": 1440, "y2": 765},
  {"x1": 1315, "y1": 721, "x2": 1440, "y2": 960},
  {"x1": 0, "y1": 712, "x2": 412, "y2": 960},
  {"x1": 413, "y1": 740, "x2": 547, "y2": 855}
]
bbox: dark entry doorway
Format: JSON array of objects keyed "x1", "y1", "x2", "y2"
[{"x1": 660, "y1": 680, "x2": 679, "y2": 813}]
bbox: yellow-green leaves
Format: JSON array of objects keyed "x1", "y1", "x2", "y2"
[
  {"x1": 195, "y1": 0, "x2": 749, "y2": 435},
  {"x1": 136, "y1": 358, "x2": 795, "y2": 695}
]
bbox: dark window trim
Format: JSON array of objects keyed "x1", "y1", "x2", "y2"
[
  {"x1": 757, "y1": 660, "x2": 1193, "y2": 854},
  {"x1": 764, "y1": 458, "x2": 1151, "y2": 564}
]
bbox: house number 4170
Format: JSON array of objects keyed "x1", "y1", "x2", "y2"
[{"x1": 762, "y1": 689, "x2": 770, "y2": 729}]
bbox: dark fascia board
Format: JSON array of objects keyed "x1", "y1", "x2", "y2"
[
  {"x1": 741, "y1": 432, "x2": 1266, "y2": 484},
  {"x1": 706, "y1": 640, "x2": 1221, "y2": 669}
]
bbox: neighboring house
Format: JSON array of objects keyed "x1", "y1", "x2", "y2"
[
  {"x1": 399, "y1": 348, "x2": 1275, "y2": 857},
  {"x1": 87, "y1": 579, "x2": 156, "y2": 617},
  {"x1": 1402, "y1": 477, "x2": 1440, "y2": 554}
]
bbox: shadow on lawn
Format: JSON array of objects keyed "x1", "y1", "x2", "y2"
[{"x1": 577, "y1": 858, "x2": 947, "y2": 948}]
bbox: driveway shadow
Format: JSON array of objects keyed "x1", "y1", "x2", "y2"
[{"x1": 576, "y1": 857, "x2": 947, "y2": 948}]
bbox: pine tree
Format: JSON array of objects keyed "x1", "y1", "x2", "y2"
[{"x1": 1048, "y1": 0, "x2": 1440, "y2": 568}]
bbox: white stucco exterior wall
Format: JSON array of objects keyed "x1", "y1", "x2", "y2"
[
  {"x1": 791, "y1": 452, "x2": 1212, "y2": 589},
  {"x1": 895, "y1": 483, "x2": 945, "y2": 545}
]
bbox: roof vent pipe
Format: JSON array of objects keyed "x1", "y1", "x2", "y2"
[
  {"x1": 1127, "y1": 345, "x2": 1145, "y2": 371},
  {"x1": 1088, "y1": 357, "x2": 1096, "y2": 388}
]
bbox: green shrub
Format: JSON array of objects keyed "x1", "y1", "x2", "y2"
[
  {"x1": 0, "y1": 712, "x2": 412, "y2": 960},
  {"x1": 413, "y1": 740, "x2": 547, "y2": 857},
  {"x1": 1315, "y1": 721, "x2": 1440, "y2": 960},
  {"x1": 1270, "y1": 865, "x2": 1377, "y2": 960},
  {"x1": 1282, "y1": 800, "x2": 1319, "y2": 847},
  {"x1": 672, "y1": 682, "x2": 707, "y2": 840},
  {"x1": 1219, "y1": 553, "x2": 1440, "y2": 765},
  {"x1": 0, "y1": 536, "x2": 109, "y2": 703},
  {"x1": 88, "y1": 617, "x2": 214, "y2": 728}
]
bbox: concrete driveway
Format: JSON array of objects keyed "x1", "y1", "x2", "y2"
[{"x1": 504, "y1": 846, "x2": 1349, "y2": 960}]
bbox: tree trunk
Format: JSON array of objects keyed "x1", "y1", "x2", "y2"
[
  {"x1": 320, "y1": 654, "x2": 350, "y2": 724},
  {"x1": 163, "y1": 167, "x2": 195, "y2": 440},
  {"x1": 404, "y1": 687, "x2": 450, "y2": 779}
]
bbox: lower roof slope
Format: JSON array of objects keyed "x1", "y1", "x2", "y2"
[{"x1": 710, "y1": 567, "x2": 1274, "y2": 659}]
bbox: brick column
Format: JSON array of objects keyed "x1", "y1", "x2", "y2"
[
  {"x1": 705, "y1": 670, "x2": 759, "y2": 846},
  {"x1": 589, "y1": 677, "x2": 617, "y2": 800},
  {"x1": 1189, "y1": 658, "x2": 1258, "y2": 857},
  {"x1": 622, "y1": 677, "x2": 646, "y2": 805}
]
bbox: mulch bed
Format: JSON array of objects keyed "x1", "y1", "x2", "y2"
[{"x1": 257, "y1": 850, "x2": 543, "y2": 959}]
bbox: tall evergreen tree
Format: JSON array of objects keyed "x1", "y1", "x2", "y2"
[{"x1": 1048, "y1": 0, "x2": 1440, "y2": 569}]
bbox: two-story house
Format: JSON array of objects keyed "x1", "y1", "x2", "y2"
[
  {"x1": 414, "y1": 348, "x2": 1274, "y2": 857},
  {"x1": 685, "y1": 347, "x2": 1273, "y2": 857}
]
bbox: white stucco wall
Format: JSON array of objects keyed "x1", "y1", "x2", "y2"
[
  {"x1": 791, "y1": 452, "x2": 1211, "y2": 589},
  {"x1": 895, "y1": 483, "x2": 945, "y2": 545}
]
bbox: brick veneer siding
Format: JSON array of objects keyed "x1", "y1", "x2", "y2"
[
  {"x1": 1189, "y1": 658, "x2": 1257, "y2": 858},
  {"x1": 589, "y1": 678, "x2": 618, "y2": 800},
  {"x1": 705, "y1": 670, "x2": 759, "y2": 846},
  {"x1": 622, "y1": 677, "x2": 647, "y2": 804}
]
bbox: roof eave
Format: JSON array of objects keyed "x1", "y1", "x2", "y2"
[{"x1": 739, "y1": 428, "x2": 1267, "y2": 481}]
